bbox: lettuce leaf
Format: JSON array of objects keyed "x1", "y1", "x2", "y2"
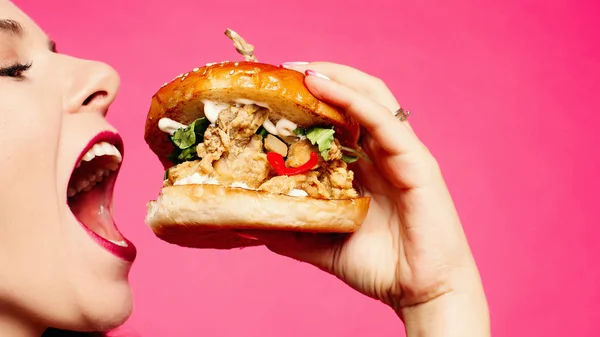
[
  {"x1": 167, "y1": 117, "x2": 210, "y2": 164},
  {"x1": 171, "y1": 117, "x2": 210, "y2": 150},
  {"x1": 305, "y1": 127, "x2": 335, "y2": 160}
]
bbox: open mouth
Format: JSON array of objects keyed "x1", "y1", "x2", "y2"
[{"x1": 67, "y1": 132, "x2": 135, "y2": 261}]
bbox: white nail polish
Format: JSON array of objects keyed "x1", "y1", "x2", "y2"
[
  {"x1": 306, "y1": 69, "x2": 330, "y2": 80},
  {"x1": 281, "y1": 62, "x2": 309, "y2": 68}
]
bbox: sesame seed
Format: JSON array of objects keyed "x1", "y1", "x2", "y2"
[
  {"x1": 206, "y1": 62, "x2": 216, "y2": 66},
  {"x1": 229, "y1": 70, "x2": 234, "y2": 75},
  {"x1": 193, "y1": 67, "x2": 199, "y2": 72},
  {"x1": 234, "y1": 62, "x2": 239, "y2": 66}
]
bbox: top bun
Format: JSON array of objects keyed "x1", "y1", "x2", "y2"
[{"x1": 144, "y1": 61, "x2": 360, "y2": 169}]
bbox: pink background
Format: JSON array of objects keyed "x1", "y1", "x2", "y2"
[{"x1": 17, "y1": 0, "x2": 599, "y2": 336}]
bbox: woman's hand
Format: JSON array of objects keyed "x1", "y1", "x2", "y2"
[{"x1": 240, "y1": 62, "x2": 489, "y2": 335}]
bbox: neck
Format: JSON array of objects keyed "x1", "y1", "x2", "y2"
[{"x1": 0, "y1": 308, "x2": 45, "y2": 337}]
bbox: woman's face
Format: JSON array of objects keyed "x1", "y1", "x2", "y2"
[{"x1": 0, "y1": 1, "x2": 136, "y2": 334}]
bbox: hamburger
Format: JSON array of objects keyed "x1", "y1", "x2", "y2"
[{"x1": 144, "y1": 33, "x2": 371, "y2": 249}]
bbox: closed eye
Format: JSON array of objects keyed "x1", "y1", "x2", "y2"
[{"x1": 0, "y1": 62, "x2": 32, "y2": 78}]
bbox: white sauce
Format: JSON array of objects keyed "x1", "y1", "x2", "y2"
[
  {"x1": 230, "y1": 181, "x2": 252, "y2": 189},
  {"x1": 275, "y1": 119, "x2": 297, "y2": 137},
  {"x1": 287, "y1": 189, "x2": 308, "y2": 197},
  {"x1": 173, "y1": 173, "x2": 307, "y2": 197},
  {"x1": 202, "y1": 100, "x2": 230, "y2": 124},
  {"x1": 158, "y1": 118, "x2": 187, "y2": 135},
  {"x1": 173, "y1": 173, "x2": 218, "y2": 185},
  {"x1": 262, "y1": 118, "x2": 278, "y2": 135},
  {"x1": 233, "y1": 98, "x2": 270, "y2": 109}
]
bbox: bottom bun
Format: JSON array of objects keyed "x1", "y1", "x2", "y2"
[{"x1": 145, "y1": 184, "x2": 371, "y2": 249}]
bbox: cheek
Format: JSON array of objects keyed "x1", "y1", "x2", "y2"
[
  {"x1": 0, "y1": 86, "x2": 67, "y2": 301},
  {"x1": 0, "y1": 86, "x2": 62, "y2": 207},
  {"x1": 0, "y1": 87, "x2": 63, "y2": 234}
]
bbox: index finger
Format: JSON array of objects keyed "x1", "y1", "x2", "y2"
[
  {"x1": 304, "y1": 71, "x2": 425, "y2": 156},
  {"x1": 281, "y1": 62, "x2": 402, "y2": 113}
]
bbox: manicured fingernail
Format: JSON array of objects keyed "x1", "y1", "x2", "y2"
[
  {"x1": 305, "y1": 69, "x2": 330, "y2": 80},
  {"x1": 236, "y1": 233, "x2": 259, "y2": 240},
  {"x1": 280, "y1": 62, "x2": 309, "y2": 68}
]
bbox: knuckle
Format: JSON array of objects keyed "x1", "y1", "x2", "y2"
[
  {"x1": 420, "y1": 153, "x2": 444, "y2": 182},
  {"x1": 417, "y1": 145, "x2": 440, "y2": 169},
  {"x1": 366, "y1": 76, "x2": 396, "y2": 104},
  {"x1": 347, "y1": 100, "x2": 364, "y2": 116},
  {"x1": 312, "y1": 61, "x2": 332, "y2": 68},
  {"x1": 369, "y1": 75, "x2": 389, "y2": 91},
  {"x1": 311, "y1": 61, "x2": 336, "y2": 73}
]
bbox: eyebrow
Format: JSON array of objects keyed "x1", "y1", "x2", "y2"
[
  {"x1": 0, "y1": 19, "x2": 57, "y2": 52},
  {"x1": 0, "y1": 19, "x2": 23, "y2": 36}
]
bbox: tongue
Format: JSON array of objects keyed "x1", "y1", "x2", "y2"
[{"x1": 69, "y1": 182, "x2": 124, "y2": 242}]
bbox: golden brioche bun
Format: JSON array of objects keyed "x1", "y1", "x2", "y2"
[
  {"x1": 146, "y1": 184, "x2": 370, "y2": 249},
  {"x1": 144, "y1": 61, "x2": 360, "y2": 169}
]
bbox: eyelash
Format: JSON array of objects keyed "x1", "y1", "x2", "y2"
[{"x1": 0, "y1": 62, "x2": 32, "y2": 78}]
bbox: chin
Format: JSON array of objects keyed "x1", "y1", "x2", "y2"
[
  {"x1": 57, "y1": 281, "x2": 134, "y2": 333},
  {"x1": 81, "y1": 287, "x2": 133, "y2": 332}
]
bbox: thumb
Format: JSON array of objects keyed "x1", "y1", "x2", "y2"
[{"x1": 236, "y1": 230, "x2": 345, "y2": 274}]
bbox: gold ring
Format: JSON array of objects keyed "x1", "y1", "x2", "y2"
[{"x1": 393, "y1": 107, "x2": 411, "y2": 121}]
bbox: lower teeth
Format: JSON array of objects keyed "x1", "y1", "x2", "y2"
[
  {"x1": 68, "y1": 170, "x2": 110, "y2": 197},
  {"x1": 67, "y1": 188, "x2": 76, "y2": 197},
  {"x1": 108, "y1": 239, "x2": 128, "y2": 247}
]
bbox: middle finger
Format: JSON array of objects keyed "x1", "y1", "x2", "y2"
[{"x1": 281, "y1": 61, "x2": 401, "y2": 112}]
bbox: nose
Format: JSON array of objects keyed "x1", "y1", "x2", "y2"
[{"x1": 62, "y1": 58, "x2": 120, "y2": 116}]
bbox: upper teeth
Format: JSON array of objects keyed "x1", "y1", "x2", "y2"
[
  {"x1": 79, "y1": 142, "x2": 122, "y2": 166},
  {"x1": 68, "y1": 142, "x2": 122, "y2": 198}
]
